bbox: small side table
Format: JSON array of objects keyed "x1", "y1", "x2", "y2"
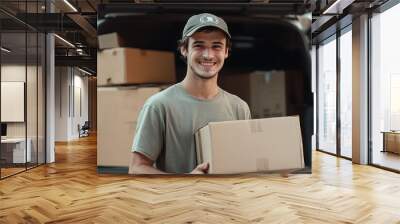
[{"x1": 381, "y1": 131, "x2": 400, "y2": 154}]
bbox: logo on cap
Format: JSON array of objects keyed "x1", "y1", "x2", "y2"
[{"x1": 199, "y1": 15, "x2": 219, "y2": 24}]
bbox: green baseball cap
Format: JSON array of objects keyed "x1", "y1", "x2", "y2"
[{"x1": 182, "y1": 13, "x2": 231, "y2": 39}]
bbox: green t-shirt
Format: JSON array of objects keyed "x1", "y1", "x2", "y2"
[{"x1": 132, "y1": 82, "x2": 251, "y2": 173}]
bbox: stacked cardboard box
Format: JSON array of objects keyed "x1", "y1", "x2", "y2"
[
  {"x1": 97, "y1": 32, "x2": 176, "y2": 86},
  {"x1": 98, "y1": 32, "x2": 126, "y2": 49},
  {"x1": 219, "y1": 70, "x2": 287, "y2": 119},
  {"x1": 195, "y1": 116, "x2": 304, "y2": 174},
  {"x1": 97, "y1": 48, "x2": 176, "y2": 86},
  {"x1": 97, "y1": 32, "x2": 176, "y2": 172},
  {"x1": 97, "y1": 87, "x2": 162, "y2": 167}
]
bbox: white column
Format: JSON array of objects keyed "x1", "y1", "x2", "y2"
[
  {"x1": 352, "y1": 14, "x2": 369, "y2": 164},
  {"x1": 45, "y1": 0, "x2": 56, "y2": 163},
  {"x1": 46, "y1": 32, "x2": 55, "y2": 163}
]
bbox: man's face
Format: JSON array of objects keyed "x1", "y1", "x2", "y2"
[{"x1": 182, "y1": 30, "x2": 229, "y2": 79}]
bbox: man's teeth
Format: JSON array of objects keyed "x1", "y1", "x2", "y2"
[{"x1": 200, "y1": 62, "x2": 215, "y2": 65}]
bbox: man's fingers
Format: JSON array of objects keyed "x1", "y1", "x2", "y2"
[{"x1": 189, "y1": 162, "x2": 209, "y2": 174}]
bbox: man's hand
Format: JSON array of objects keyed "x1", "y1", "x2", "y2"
[
  {"x1": 190, "y1": 162, "x2": 209, "y2": 174},
  {"x1": 129, "y1": 152, "x2": 167, "y2": 174}
]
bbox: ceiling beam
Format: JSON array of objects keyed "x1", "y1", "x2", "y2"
[
  {"x1": 55, "y1": 55, "x2": 96, "y2": 70},
  {"x1": 67, "y1": 13, "x2": 97, "y2": 39}
]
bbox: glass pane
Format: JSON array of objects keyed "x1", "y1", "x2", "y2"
[
  {"x1": 371, "y1": 4, "x2": 400, "y2": 171},
  {"x1": 318, "y1": 37, "x2": 337, "y2": 154},
  {"x1": 38, "y1": 32, "x2": 45, "y2": 165},
  {"x1": 26, "y1": 0, "x2": 38, "y2": 169},
  {"x1": 340, "y1": 29, "x2": 352, "y2": 158},
  {"x1": 27, "y1": 31, "x2": 38, "y2": 169},
  {"x1": 1, "y1": 1, "x2": 29, "y2": 178},
  {"x1": 1, "y1": 31, "x2": 27, "y2": 177}
]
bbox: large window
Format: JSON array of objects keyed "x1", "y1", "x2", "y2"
[
  {"x1": 311, "y1": 46, "x2": 317, "y2": 150},
  {"x1": 371, "y1": 3, "x2": 400, "y2": 171},
  {"x1": 339, "y1": 29, "x2": 352, "y2": 158},
  {"x1": 317, "y1": 36, "x2": 337, "y2": 154},
  {"x1": 316, "y1": 27, "x2": 353, "y2": 159}
]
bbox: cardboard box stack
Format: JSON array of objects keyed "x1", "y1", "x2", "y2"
[
  {"x1": 97, "y1": 87, "x2": 161, "y2": 167},
  {"x1": 97, "y1": 48, "x2": 176, "y2": 86},
  {"x1": 98, "y1": 32, "x2": 126, "y2": 49},
  {"x1": 219, "y1": 70, "x2": 287, "y2": 119},
  {"x1": 195, "y1": 116, "x2": 304, "y2": 174},
  {"x1": 97, "y1": 32, "x2": 176, "y2": 172}
]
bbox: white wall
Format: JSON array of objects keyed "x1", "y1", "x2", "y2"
[
  {"x1": 55, "y1": 67, "x2": 89, "y2": 141},
  {"x1": 1, "y1": 66, "x2": 26, "y2": 134},
  {"x1": 71, "y1": 73, "x2": 89, "y2": 138},
  {"x1": 55, "y1": 67, "x2": 70, "y2": 141},
  {"x1": 1, "y1": 65, "x2": 38, "y2": 137},
  {"x1": 1, "y1": 65, "x2": 26, "y2": 81}
]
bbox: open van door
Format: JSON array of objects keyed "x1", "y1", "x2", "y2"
[{"x1": 97, "y1": 2, "x2": 313, "y2": 173}]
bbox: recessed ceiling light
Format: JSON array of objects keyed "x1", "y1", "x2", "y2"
[
  {"x1": 63, "y1": 0, "x2": 78, "y2": 12},
  {"x1": 54, "y1": 34, "x2": 75, "y2": 48},
  {"x1": 323, "y1": 0, "x2": 353, "y2": 15},
  {"x1": 77, "y1": 67, "x2": 93, "y2": 76}
]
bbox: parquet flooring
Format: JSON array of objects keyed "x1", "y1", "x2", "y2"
[
  {"x1": 1, "y1": 134, "x2": 400, "y2": 223},
  {"x1": 372, "y1": 151, "x2": 400, "y2": 171},
  {"x1": 1, "y1": 167, "x2": 25, "y2": 178}
]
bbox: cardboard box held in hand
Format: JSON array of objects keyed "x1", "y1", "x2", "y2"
[{"x1": 195, "y1": 116, "x2": 305, "y2": 174}]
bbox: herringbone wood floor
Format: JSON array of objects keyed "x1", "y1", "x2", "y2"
[{"x1": 1, "y1": 135, "x2": 400, "y2": 224}]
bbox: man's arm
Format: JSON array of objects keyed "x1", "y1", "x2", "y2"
[
  {"x1": 129, "y1": 151, "x2": 167, "y2": 174},
  {"x1": 129, "y1": 151, "x2": 209, "y2": 174}
]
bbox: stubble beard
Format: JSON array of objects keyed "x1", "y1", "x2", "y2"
[{"x1": 189, "y1": 63, "x2": 219, "y2": 80}]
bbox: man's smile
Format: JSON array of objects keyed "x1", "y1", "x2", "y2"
[{"x1": 198, "y1": 61, "x2": 217, "y2": 68}]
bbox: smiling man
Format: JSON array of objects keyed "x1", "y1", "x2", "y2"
[{"x1": 129, "y1": 13, "x2": 251, "y2": 174}]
